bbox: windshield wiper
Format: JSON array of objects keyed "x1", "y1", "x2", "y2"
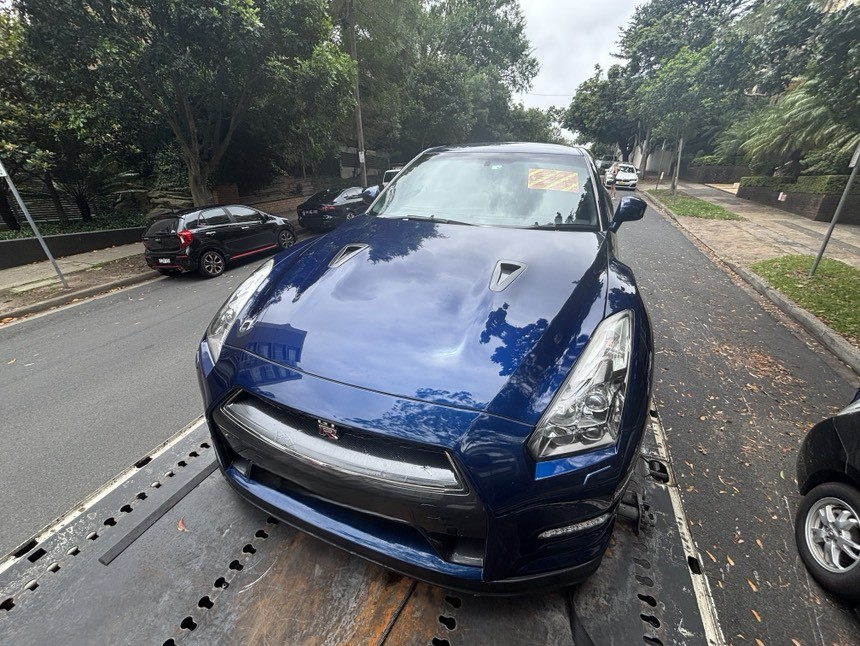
[{"x1": 395, "y1": 214, "x2": 474, "y2": 226}]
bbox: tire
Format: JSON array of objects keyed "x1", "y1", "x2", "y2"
[
  {"x1": 157, "y1": 268, "x2": 182, "y2": 277},
  {"x1": 345, "y1": 210, "x2": 356, "y2": 220},
  {"x1": 795, "y1": 481, "x2": 860, "y2": 601},
  {"x1": 197, "y1": 250, "x2": 226, "y2": 278},
  {"x1": 277, "y1": 228, "x2": 296, "y2": 250}
]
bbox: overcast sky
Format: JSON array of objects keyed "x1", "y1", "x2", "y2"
[{"x1": 515, "y1": 0, "x2": 641, "y2": 114}]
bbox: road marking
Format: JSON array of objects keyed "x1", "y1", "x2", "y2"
[
  {"x1": 650, "y1": 410, "x2": 726, "y2": 646},
  {"x1": 0, "y1": 416, "x2": 206, "y2": 576}
]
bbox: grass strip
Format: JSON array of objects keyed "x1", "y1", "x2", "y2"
[
  {"x1": 647, "y1": 189, "x2": 744, "y2": 221},
  {"x1": 751, "y1": 254, "x2": 860, "y2": 344}
]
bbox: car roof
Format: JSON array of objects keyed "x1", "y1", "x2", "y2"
[
  {"x1": 423, "y1": 142, "x2": 587, "y2": 157},
  {"x1": 147, "y1": 204, "x2": 268, "y2": 220}
]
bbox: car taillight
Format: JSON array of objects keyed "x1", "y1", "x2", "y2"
[
  {"x1": 178, "y1": 230, "x2": 194, "y2": 249},
  {"x1": 321, "y1": 205, "x2": 336, "y2": 212}
]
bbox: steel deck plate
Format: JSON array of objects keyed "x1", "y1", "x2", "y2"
[{"x1": 0, "y1": 412, "x2": 718, "y2": 645}]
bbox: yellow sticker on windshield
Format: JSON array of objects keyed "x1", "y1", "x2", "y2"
[{"x1": 528, "y1": 169, "x2": 579, "y2": 192}]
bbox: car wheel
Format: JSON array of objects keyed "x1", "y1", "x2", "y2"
[
  {"x1": 346, "y1": 210, "x2": 356, "y2": 220},
  {"x1": 157, "y1": 268, "x2": 182, "y2": 277},
  {"x1": 198, "y1": 250, "x2": 226, "y2": 278},
  {"x1": 277, "y1": 228, "x2": 296, "y2": 250},
  {"x1": 795, "y1": 481, "x2": 860, "y2": 601}
]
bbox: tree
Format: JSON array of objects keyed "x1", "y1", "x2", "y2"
[
  {"x1": 619, "y1": 0, "x2": 745, "y2": 76},
  {"x1": 562, "y1": 65, "x2": 638, "y2": 160},
  {"x1": 637, "y1": 47, "x2": 722, "y2": 190},
  {"x1": 423, "y1": 0, "x2": 538, "y2": 93},
  {"x1": 19, "y1": 0, "x2": 342, "y2": 206}
]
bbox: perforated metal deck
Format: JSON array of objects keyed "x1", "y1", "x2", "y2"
[{"x1": 0, "y1": 411, "x2": 719, "y2": 645}]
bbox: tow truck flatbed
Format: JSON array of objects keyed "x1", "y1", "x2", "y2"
[{"x1": 0, "y1": 411, "x2": 721, "y2": 645}]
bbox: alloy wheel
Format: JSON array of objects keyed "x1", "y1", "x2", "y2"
[
  {"x1": 199, "y1": 251, "x2": 225, "y2": 278},
  {"x1": 805, "y1": 496, "x2": 860, "y2": 573}
]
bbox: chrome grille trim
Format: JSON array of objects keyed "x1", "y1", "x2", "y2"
[{"x1": 219, "y1": 394, "x2": 466, "y2": 494}]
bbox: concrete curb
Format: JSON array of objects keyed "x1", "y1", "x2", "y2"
[
  {"x1": 640, "y1": 190, "x2": 860, "y2": 377},
  {"x1": 0, "y1": 272, "x2": 159, "y2": 321}
]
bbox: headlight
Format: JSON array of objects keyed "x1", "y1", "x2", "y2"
[
  {"x1": 206, "y1": 259, "x2": 274, "y2": 362},
  {"x1": 528, "y1": 310, "x2": 632, "y2": 460}
]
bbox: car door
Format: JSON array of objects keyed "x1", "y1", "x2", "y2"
[
  {"x1": 198, "y1": 207, "x2": 240, "y2": 256},
  {"x1": 227, "y1": 206, "x2": 271, "y2": 252}
]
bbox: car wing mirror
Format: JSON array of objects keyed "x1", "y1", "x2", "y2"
[
  {"x1": 609, "y1": 196, "x2": 646, "y2": 232},
  {"x1": 362, "y1": 185, "x2": 379, "y2": 205}
]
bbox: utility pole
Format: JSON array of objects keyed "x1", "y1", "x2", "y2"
[
  {"x1": 346, "y1": 0, "x2": 367, "y2": 187},
  {"x1": 0, "y1": 159, "x2": 68, "y2": 288},
  {"x1": 809, "y1": 139, "x2": 860, "y2": 276}
]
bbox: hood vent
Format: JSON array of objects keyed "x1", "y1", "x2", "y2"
[
  {"x1": 489, "y1": 260, "x2": 527, "y2": 292},
  {"x1": 329, "y1": 243, "x2": 369, "y2": 268}
]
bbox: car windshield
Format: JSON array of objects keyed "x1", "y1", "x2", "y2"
[
  {"x1": 369, "y1": 151, "x2": 599, "y2": 229},
  {"x1": 144, "y1": 217, "x2": 180, "y2": 236},
  {"x1": 618, "y1": 164, "x2": 636, "y2": 173}
]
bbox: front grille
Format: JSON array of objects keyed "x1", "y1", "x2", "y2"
[
  {"x1": 218, "y1": 391, "x2": 466, "y2": 494},
  {"x1": 212, "y1": 390, "x2": 488, "y2": 566}
]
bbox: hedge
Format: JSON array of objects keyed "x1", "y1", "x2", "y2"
[
  {"x1": 738, "y1": 175, "x2": 860, "y2": 195},
  {"x1": 689, "y1": 154, "x2": 722, "y2": 167}
]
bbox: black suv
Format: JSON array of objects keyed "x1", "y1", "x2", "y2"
[{"x1": 143, "y1": 205, "x2": 297, "y2": 278}]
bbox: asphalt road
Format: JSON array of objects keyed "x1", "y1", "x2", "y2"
[
  {"x1": 0, "y1": 259, "x2": 262, "y2": 554},
  {"x1": 1, "y1": 209, "x2": 859, "y2": 643},
  {"x1": 620, "y1": 207, "x2": 860, "y2": 644}
]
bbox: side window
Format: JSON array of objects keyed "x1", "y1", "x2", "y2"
[
  {"x1": 227, "y1": 206, "x2": 261, "y2": 223},
  {"x1": 341, "y1": 189, "x2": 361, "y2": 200},
  {"x1": 183, "y1": 215, "x2": 200, "y2": 230},
  {"x1": 201, "y1": 207, "x2": 230, "y2": 226}
]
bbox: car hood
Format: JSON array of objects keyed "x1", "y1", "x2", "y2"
[
  {"x1": 232, "y1": 216, "x2": 609, "y2": 423},
  {"x1": 616, "y1": 171, "x2": 637, "y2": 180}
]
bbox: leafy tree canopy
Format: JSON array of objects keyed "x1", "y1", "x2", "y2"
[{"x1": 17, "y1": 0, "x2": 349, "y2": 205}]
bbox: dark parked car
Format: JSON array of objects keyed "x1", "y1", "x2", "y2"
[
  {"x1": 196, "y1": 143, "x2": 652, "y2": 593},
  {"x1": 795, "y1": 391, "x2": 860, "y2": 601},
  {"x1": 143, "y1": 205, "x2": 296, "y2": 278},
  {"x1": 296, "y1": 187, "x2": 368, "y2": 231}
]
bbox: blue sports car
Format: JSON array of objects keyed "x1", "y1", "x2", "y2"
[{"x1": 196, "y1": 143, "x2": 653, "y2": 593}]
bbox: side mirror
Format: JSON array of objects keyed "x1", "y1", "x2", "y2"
[
  {"x1": 362, "y1": 185, "x2": 379, "y2": 205},
  {"x1": 609, "y1": 196, "x2": 646, "y2": 232}
]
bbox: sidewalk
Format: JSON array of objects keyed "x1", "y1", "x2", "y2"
[
  {"x1": 641, "y1": 181, "x2": 860, "y2": 375},
  {"x1": 672, "y1": 181, "x2": 860, "y2": 271},
  {"x1": 0, "y1": 243, "x2": 145, "y2": 292}
]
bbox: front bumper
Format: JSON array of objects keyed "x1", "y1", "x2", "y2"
[{"x1": 197, "y1": 341, "x2": 647, "y2": 593}]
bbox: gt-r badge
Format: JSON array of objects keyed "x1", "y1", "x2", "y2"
[{"x1": 318, "y1": 420, "x2": 339, "y2": 440}]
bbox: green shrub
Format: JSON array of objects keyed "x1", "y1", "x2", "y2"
[
  {"x1": 0, "y1": 213, "x2": 147, "y2": 241},
  {"x1": 689, "y1": 154, "x2": 722, "y2": 167},
  {"x1": 738, "y1": 176, "x2": 792, "y2": 189},
  {"x1": 739, "y1": 175, "x2": 860, "y2": 194}
]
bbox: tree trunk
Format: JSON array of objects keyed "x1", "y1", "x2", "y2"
[
  {"x1": 640, "y1": 128, "x2": 651, "y2": 178},
  {"x1": 74, "y1": 194, "x2": 93, "y2": 221},
  {"x1": 44, "y1": 171, "x2": 70, "y2": 225},
  {"x1": 0, "y1": 190, "x2": 21, "y2": 230},
  {"x1": 671, "y1": 137, "x2": 684, "y2": 195},
  {"x1": 187, "y1": 163, "x2": 211, "y2": 206}
]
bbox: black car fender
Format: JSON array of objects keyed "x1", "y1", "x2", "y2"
[{"x1": 796, "y1": 413, "x2": 860, "y2": 494}]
